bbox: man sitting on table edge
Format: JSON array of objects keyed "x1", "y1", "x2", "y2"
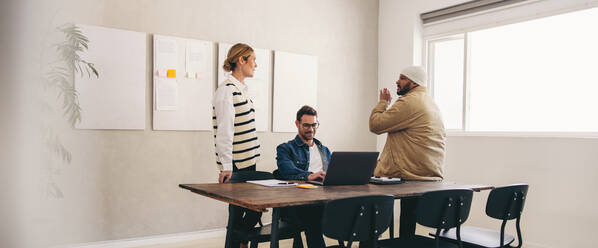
[
  {"x1": 369, "y1": 65, "x2": 446, "y2": 238},
  {"x1": 275, "y1": 105, "x2": 330, "y2": 248}
]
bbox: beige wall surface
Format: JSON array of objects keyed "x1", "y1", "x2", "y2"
[
  {"x1": 379, "y1": 0, "x2": 598, "y2": 247},
  {"x1": 13, "y1": 0, "x2": 598, "y2": 247},
  {"x1": 444, "y1": 136, "x2": 598, "y2": 248},
  {"x1": 18, "y1": 0, "x2": 379, "y2": 246}
]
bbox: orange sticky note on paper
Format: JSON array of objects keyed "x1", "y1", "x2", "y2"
[
  {"x1": 167, "y1": 69, "x2": 176, "y2": 78},
  {"x1": 296, "y1": 184, "x2": 318, "y2": 189}
]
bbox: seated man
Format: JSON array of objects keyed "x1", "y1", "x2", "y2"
[{"x1": 276, "y1": 105, "x2": 330, "y2": 248}]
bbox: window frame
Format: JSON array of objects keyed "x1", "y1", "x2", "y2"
[
  {"x1": 423, "y1": 8, "x2": 598, "y2": 138},
  {"x1": 425, "y1": 34, "x2": 468, "y2": 131}
]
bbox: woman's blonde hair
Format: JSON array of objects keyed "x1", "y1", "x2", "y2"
[{"x1": 222, "y1": 43, "x2": 254, "y2": 72}]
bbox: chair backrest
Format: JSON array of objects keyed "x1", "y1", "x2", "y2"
[
  {"x1": 322, "y1": 195, "x2": 394, "y2": 246},
  {"x1": 416, "y1": 189, "x2": 474, "y2": 229},
  {"x1": 229, "y1": 171, "x2": 274, "y2": 183},
  {"x1": 486, "y1": 184, "x2": 529, "y2": 220}
]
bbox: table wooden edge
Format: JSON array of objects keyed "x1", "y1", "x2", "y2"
[
  {"x1": 179, "y1": 184, "x2": 269, "y2": 212},
  {"x1": 179, "y1": 182, "x2": 494, "y2": 212}
]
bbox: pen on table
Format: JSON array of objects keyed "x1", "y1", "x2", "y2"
[{"x1": 278, "y1": 182, "x2": 294, "y2": 185}]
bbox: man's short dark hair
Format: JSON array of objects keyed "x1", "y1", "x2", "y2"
[{"x1": 296, "y1": 105, "x2": 317, "y2": 121}]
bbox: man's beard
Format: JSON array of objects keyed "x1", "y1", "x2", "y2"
[
  {"x1": 397, "y1": 87, "x2": 410, "y2": 96},
  {"x1": 397, "y1": 82, "x2": 414, "y2": 96},
  {"x1": 300, "y1": 131, "x2": 314, "y2": 141}
]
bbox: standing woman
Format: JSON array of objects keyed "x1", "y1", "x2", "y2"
[{"x1": 212, "y1": 43, "x2": 261, "y2": 248}]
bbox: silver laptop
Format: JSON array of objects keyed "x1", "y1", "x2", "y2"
[{"x1": 307, "y1": 152, "x2": 379, "y2": 186}]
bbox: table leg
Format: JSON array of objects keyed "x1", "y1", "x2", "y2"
[
  {"x1": 270, "y1": 207, "x2": 280, "y2": 248},
  {"x1": 225, "y1": 205, "x2": 237, "y2": 248}
]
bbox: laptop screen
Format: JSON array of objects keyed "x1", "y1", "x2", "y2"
[{"x1": 308, "y1": 151, "x2": 379, "y2": 186}]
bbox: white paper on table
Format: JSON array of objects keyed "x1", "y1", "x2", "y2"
[
  {"x1": 156, "y1": 78, "x2": 178, "y2": 110},
  {"x1": 156, "y1": 38, "x2": 177, "y2": 71},
  {"x1": 186, "y1": 40, "x2": 206, "y2": 79},
  {"x1": 246, "y1": 179, "x2": 298, "y2": 187}
]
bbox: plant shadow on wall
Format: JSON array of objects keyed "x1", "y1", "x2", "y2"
[{"x1": 41, "y1": 23, "x2": 98, "y2": 198}]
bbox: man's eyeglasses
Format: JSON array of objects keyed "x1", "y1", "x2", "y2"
[{"x1": 301, "y1": 122, "x2": 320, "y2": 129}]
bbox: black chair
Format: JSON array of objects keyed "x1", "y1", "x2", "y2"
[
  {"x1": 431, "y1": 184, "x2": 529, "y2": 248},
  {"x1": 378, "y1": 189, "x2": 474, "y2": 248},
  {"x1": 321, "y1": 195, "x2": 395, "y2": 248},
  {"x1": 229, "y1": 170, "x2": 275, "y2": 182},
  {"x1": 226, "y1": 171, "x2": 304, "y2": 248}
]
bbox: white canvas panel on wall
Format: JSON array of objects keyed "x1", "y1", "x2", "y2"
[
  {"x1": 75, "y1": 24, "x2": 146, "y2": 130},
  {"x1": 272, "y1": 51, "x2": 318, "y2": 132},
  {"x1": 218, "y1": 43, "x2": 271, "y2": 132},
  {"x1": 152, "y1": 34, "x2": 215, "y2": 131}
]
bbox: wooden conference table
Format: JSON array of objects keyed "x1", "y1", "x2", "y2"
[{"x1": 179, "y1": 181, "x2": 493, "y2": 248}]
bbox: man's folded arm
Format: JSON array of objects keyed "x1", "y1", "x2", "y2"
[{"x1": 369, "y1": 99, "x2": 416, "y2": 134}]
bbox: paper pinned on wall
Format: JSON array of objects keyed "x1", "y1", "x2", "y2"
[
  {"x1": 75, "y1": 24, "x2": 146, "y2": 130},
  {"x1": 247, "y1": 84, "x2": 262, "y2": 115},
  {"x1": 156, "y1": 78, "x2": 178, "y2": 110},
  {"x1": 186, "y1": 40, "x2": 206, "y2": 80},
  {"x1": 186, "y1": 72, "x2": 201, "y2": 79},
  {"x1": 167, "y1": 69, "x2": 176, "y2": 78},
  {"x1": 156, "y1": 38, "x2": 177, "y2": 71},
  {"x1": 157, "y1": 69, "x2": 167, "y2": 77},
  {"x1": 251, "y1": 48, "x2": 268, "y2": 81}
]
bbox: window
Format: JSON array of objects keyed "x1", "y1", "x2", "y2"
[
  {"x1": 427, "y1": 7, "x2": 598, "y2": 133},
  {"x1": 429, "y1": 37, "x2": 465, "y2": 130}
]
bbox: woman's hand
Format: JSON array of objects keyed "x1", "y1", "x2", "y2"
[{"x1": 219, "y1": 170, "x2": 232, "y2": 183}]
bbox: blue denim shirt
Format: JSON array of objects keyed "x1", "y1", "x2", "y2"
[{"x1": 276, "y1": 135, "x2": 332, "y2": 180}]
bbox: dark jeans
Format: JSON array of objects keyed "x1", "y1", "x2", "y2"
[
  {"x1": 228, "y1": 164, "x2": 262, "y2": 246},
  {"x1": 228, "y1": 205, "x2": 262, "y2": 246},
  {"x1": 281, "y1": 204, "x2": 326, "y2": 248}
]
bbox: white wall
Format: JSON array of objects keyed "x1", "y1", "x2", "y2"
[
  {"x1": 17, "y1": 0, "x2": 379, "y2": 247},
  {"x1": 12, "y1": 0, "x2": 598, "y2": 247},
  {"x1": 379, "y1": 0, "x2": 598, "y2": 247},
  {"x1": 445, "y1": 136, "x2": 598, "y2": 248}
]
